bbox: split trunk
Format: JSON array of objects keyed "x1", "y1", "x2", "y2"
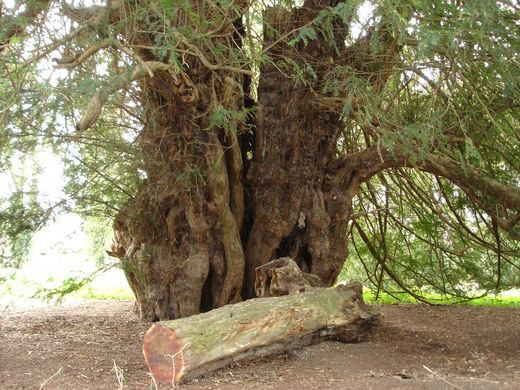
[{"x1": 110, "y1": 1, "x2": 391, "y2": 321}]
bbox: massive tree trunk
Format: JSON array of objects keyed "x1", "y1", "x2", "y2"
[
  {"x1": 100, "y1": 1, "x2": 520, "y2": 321},
  {"x1": 108, "y1": 1, "x2": 397, "y2": 321},
  {"x1": 106, "y1": 4, "x2": 342, "y2": 320}
]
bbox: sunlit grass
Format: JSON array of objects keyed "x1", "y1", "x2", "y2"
[
  {"x1": 0, "y1": 267, "x2": 135, "y2": 308},
  {"x1": 71, "y1": 285, "x2": 135, "y2": 301},
  {"x1": 3, "y1": 265, "x2": 520, "y2": 308},
  {"x1": 363, "y1": 290, "x2": 520, "y2": 308}
]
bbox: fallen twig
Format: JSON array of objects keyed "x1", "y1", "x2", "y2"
[
  {"x1": 112, "y1": 360, "x2": 125, "y2": 390},
  {"x1": 423, "y1": 365, "x2": 464, "y2": 390},
  {"x1": 39, "y1": 367, "x2": 63, "y2": 389}
]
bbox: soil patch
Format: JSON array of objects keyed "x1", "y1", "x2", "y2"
[{"x1": 1, "y1": 301, "x2": 519, "y2": 389}]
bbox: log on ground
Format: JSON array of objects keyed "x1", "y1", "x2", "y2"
[{"x1": 143, "y1": 284, "x2": 379, "y2": 384}]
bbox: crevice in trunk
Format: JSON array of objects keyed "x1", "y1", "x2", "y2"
[
  {"x1": 107, "y1": 0, "x2": 399, "y2": 320},
  {"x1": 242, "y1": 3, "x2": 356, "y2": 297},
  {"x1": 299, "y1": 246, "x2": 313, "y2": 274},
  {"x1": 200, "y1": 265, "x2": 214, "y2": 313}
]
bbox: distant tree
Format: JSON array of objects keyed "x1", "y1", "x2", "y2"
[{"x1": 1, "y1": 0, "x2": 519, "y2": 320}]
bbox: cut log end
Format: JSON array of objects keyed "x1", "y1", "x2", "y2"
[{"x1": 143, "y1": 324, "x2": 185, "y2": 384}]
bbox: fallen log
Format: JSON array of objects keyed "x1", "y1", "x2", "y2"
[{"x1": 143, "y1": 284, "x2": 379, "y2": 384}]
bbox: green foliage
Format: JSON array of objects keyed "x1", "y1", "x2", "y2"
[
  {"x1": 32, "y1": 264, "x2": 115, "y2": 303},
  {"x1": 0, "y1": 190, "x2": 43, "y2": 267},
  {"x1": 33, "y1": 275, "x2": 94, "y2": 302},
  {"x1": 347, "y1": 172, "x2": 520, "y2": 302},
  {"x1": 71, "y1": 285, "x2": 135, "y2": 301},
  {"x1": 84, "y1": 217, "x2": 114, "y2": 266},
  {"x1": 289, "y1": 26, "x2": 318, "y2": 46},
  {"x1": 206, "y1": 106, "x2": 249, "y2": 133},
  {"x1": 289, "y1": 0, "x2": 362, "y2": 50}
]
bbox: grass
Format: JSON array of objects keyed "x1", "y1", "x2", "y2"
[
  {"x1": 45, "y1": 284, "x2": 520, "y2": 307},
  {"x1": 363, "y1": 289, "x2": 520, "y2": 308},
  {"x1": 71, "y1": 285, "x2": 135, "y2": 301},
  {"x1": 0, "y1": 267, "x2": 135, "y2": 303}
]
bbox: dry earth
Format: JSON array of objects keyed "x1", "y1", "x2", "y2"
[{"x1": 1, "y1": 300, "x2": 519, "y2": 389}]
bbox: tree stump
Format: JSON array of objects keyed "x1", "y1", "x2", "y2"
[
  {"x1": 143, "y1": 284, "x2": 379, "y2": 384},
  {"x1": 255, "y1": 257, "x2": 325, "y2": 297}
]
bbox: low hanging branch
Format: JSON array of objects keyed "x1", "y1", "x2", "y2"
[
  {"x1": 76, "y1": 61, "x2": 177, "y2": 131},
  {"x1": 337, "y1": 146, "x2": 520, "y2": 240}
]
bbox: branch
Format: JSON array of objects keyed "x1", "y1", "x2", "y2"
[
  {"x1": 422, "y1": 155, "x2": 520, "y2": 210},
  {"x1": 353, "y1": 220, "x2": 432, "y2": 304},
  {"x1": 54, "y1": 39, "x2": 153, "y2": 76},
  {"x1": 335, "y1": 146, "x2": 520, "y2": 239},
  {"x1": 61, "y1": 1, "x2": 122, "y2": 23},
  {"x1": 173, "y1": 29, "x2": 253, "y2": 76},
  {"x1": 54, "y1": 40, "x2": 112, "y2": 68},
  {"x1": 77, "y1": 61, "x2": 174, "y2": 132}
]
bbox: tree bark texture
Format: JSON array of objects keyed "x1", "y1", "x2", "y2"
[
  {"x1": 243, "y1": 3, "x2": 362, "y2": 297},
  {"x1": 110, "y1": 5, "x2": 249, "y2": 321},
  {"x1": 255, "y1": 257, "x2": 325, "y2": 297},
  {"x1": 109, "y1": 1, "x2": 398, "y2": 320},
  {"x1": 143, "y1": 284, "x2": 379, "y2": 384}
]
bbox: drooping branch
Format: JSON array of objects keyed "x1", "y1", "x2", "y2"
[
  {"x1": 336, "y1": 146, "x2": 520, "y2": 239},
  {"x1": 352, "y1": 219, "x2": 432, "y2": 304},
  {"x1": 76, "y1": 61, "x2": 179, "y2": 131}
]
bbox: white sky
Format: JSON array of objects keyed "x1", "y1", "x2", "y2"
[
  {"x1": 3, "y1": 0, "x2": 16, "y2": 8},
  {"x1": 351, "y1": 1, "x2": 375, "y2": 40}
]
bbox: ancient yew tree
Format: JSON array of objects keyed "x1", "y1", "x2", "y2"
[{"x1": 1, "y1": 1, "x2": 519, "y2": 320}]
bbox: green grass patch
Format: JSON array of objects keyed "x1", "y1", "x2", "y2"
[
  {"x1": 464, "y1": 295, "x2": 520, "y2": 308},
  {"x1": 363, "y1": 290, "x2": 520, "y2": 308},
  {"x1": 71, "y1": 285, "x2": 135, "y2": 301},
  {"x1": 0, "y1": 268, "x2": 135, "y2": 302}
]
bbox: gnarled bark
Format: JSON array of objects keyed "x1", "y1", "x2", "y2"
[
  {"x1": 109, "y1": 4, "x2": 249, "y2": 321},
  {"x1": 255, "y1": 257, "x2": 325, "y2": 297},
  {"x1": 111, "y1": 71, "x2": 246, "y2": 320},
  {"x1": 109, "y1": 0, "x2": 400, "y2": 320},
  {"x1": 243, "y1": 3, "x2": 391, "y2": 297}
]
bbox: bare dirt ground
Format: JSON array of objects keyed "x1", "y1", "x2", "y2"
[{"x1": 1, "y1": 300, "x2": 519, "y2": 389}]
